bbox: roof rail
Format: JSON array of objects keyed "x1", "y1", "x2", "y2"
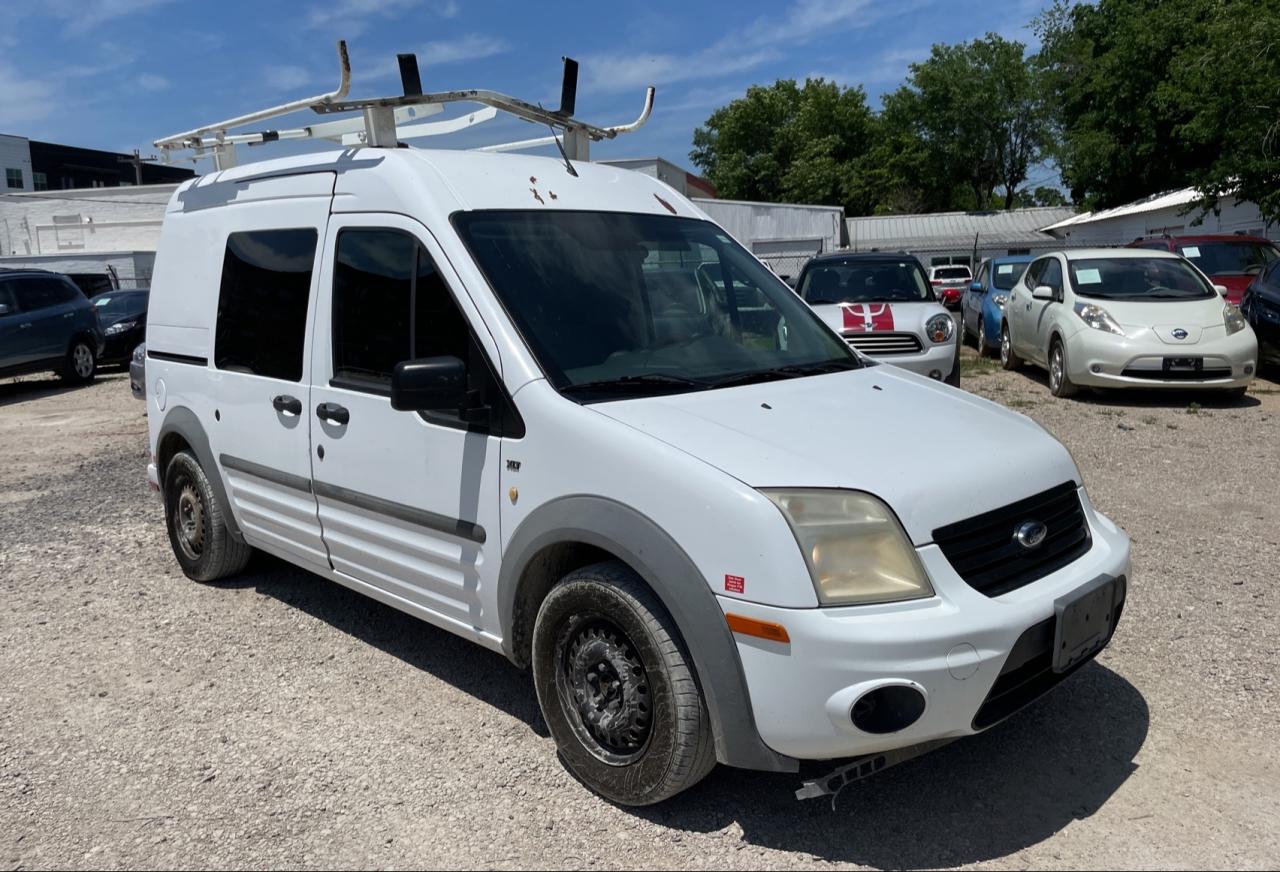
[{"x1": 154, "y1": 41, "x2": 656, "y2": 170}]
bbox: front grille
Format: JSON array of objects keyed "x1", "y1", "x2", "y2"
[
  {"x1": 1120, "y1": 367, "x2": 1234, "y2": 381},
  {"x1": 843, "y1": 332, "x2": 923, "y2": 355},
  {"x1": 972, "y1": 590, "x2": 1125, "y2": 730},
  {"x1": 933, "y1": 481, "x2": 1091, "y2": 597}
]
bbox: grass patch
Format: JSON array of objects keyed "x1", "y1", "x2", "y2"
[
  {"x1": 960, "y1": 356, "x2": 1002, "y2": 377},
  {"x1": 1186, "y1": 402, "x2": 1202, "y2": 415},
  {"x1": 1141, "y1": 415, "x2": 1159, "y2": 425},
  {"x1": 1166, "y1": 422, "x2": 1179, "y2": 430},
  {"x1": 1006, "y1": 397, "x2": 1038, "y2": 408}
]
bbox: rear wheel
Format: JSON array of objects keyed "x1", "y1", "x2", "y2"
[
  {"x1": 163, "y1": 451, "x2": 252, "y2": 582},
  {"x1": 61, "y1": 339, "x2": 96, "y2": 383},
  {"x1": 532, "y1": 561, "x2": 715, "y2": 806},
  {"x1": 1000, "y1": 323, "x2": 1022, "y2": 370},
  {"x1": 975, "y1": 318, "x2": 992, "y2": 358},
  {"x1": 1048, "y1": 339, "x2": 1079, "y2": 398}
]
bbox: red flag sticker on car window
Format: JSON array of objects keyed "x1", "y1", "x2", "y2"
[
  {"x1": 725, "y1": 574, "x2": 745, "y2": 594},
  {"x1": 842, "y1": 303, "x2": 895, "y2": 332}
]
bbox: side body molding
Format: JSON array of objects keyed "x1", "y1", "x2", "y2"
[
  {"x1": 155, "y1": 405, "x2": 245, "y2": 543},
  {"x1": 498, "y1": 495, "x2": 796, "y2": 773}
]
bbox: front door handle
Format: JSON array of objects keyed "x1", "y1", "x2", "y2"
[
  {"x1": 316, "y1": 402, "x2": 350, "y2": 426},
  {"x1": 272, "y1": 394, "x2": 302, "y2": 415}
]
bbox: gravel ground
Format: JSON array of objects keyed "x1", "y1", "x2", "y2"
[{"x1": 2, "y1": 355, "x2": 1279, "y2": 871}]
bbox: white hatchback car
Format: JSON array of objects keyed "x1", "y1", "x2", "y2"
[
  {"x1": 1001, "y1": 248, "x2": 1258, "y2": 397},
  {"x1": 795, "y1": 253, "x2": 959, "y2": 385}
]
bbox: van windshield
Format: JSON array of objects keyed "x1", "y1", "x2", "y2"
[{"x1": 453, "y1": 211, "x2": 859, "y2": 400}]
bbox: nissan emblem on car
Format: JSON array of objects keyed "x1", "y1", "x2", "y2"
[
  {"x1": 1014, "y1": 520, "x2": 1049, "y2": 550},
  {"x1": 1173, "y1": 328, "x2": 1189, "y2": 340}
]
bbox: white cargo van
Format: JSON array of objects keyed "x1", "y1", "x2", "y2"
[{"x1": 143, "y1": 51, "x2": 1131, "y2": 805}]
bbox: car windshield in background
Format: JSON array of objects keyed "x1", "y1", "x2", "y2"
[
  {"x1": 992, "y1": 262, "x2": 1029, "y2": 290},
  {"x1": 453, "y1": 211, "x2": 859, "y2": 399},
  {"x1": 798, "y1": 260, "x2": 931, "y2": 304},
  {"x1": 934, "y1": 267, "x2": 970, "y2": 280},
  {"x1": 1068, "y1": 257, "x2": 1215, "y2": 300},
  {"x1": 1177, "y1": 241, "x2": 1280, "y2": 276},
  {"x1": 91, "y1": 291, "x2": 148, "y2": 322}
]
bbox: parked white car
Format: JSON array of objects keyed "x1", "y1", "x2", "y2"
[
  {"x1": 1001, "y1": 248, "x2": 1258, "y2": 397},
  {"x1": 795, "y1": 253, "x2": 959, "y2": 385},
  {"x1": 928, "y1": 264, "x2": 972, "y2": 310},
  {"x1": 144, "y1": 147, "x2": 1132, "y2": 806}
]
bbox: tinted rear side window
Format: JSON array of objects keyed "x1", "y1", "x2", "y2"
[
  {"x1": 215, "y1": 229, "x2": 317, "y2": 381},
  {"x1": 15, "y1": 277, "x2": 80, "y2": 311}
]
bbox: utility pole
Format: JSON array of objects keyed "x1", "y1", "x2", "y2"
[{"x1": 117, "y1": 148, "x2": 159, "y2": 186}]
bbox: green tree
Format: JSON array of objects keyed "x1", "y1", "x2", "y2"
[
  {"x1": 690, "y1": 78, "x2": 876, "y2": 211},
  {"x1": 1035, "y1": 0, "x2": 1280, "y2": 221}
]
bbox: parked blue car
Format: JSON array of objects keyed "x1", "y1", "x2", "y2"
[
  {"x1": 0, "y1": 269, "x2": 104, "y2": 383},
  {"x1": 960, "y1": 255, "x2": 1033, "y2": 357}
]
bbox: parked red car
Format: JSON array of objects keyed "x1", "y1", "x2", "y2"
[{"x1": 1129, "y1": 234, "x2": 1280, "y2": 305}]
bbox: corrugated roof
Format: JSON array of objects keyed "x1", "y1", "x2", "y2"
[
  {"x1": 1039, "y1": 187, "x2": 1201, "y2": 231},
  {"x1": 846, "y1": 206, "x2": 1077, "y2": 250}
]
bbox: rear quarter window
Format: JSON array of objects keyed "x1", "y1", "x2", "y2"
[{"x1": 215, "y1": 229, "x2": 318, "y2": 381}]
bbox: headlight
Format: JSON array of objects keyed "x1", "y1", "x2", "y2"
[
  {"x1": 763, "y1": 489, "x2": 934, "y2": 606},
  {"x1": 991, "y1": 293, "x2": 1009, "y2": 309},
  {"x1": 1073, "y1": 302, "x2": 1124, "y2": 336},
  {"x1": 105, "y1": 319, "x2": 138, "y2": 336},
  {"x1": 925, "y1": 313, "x2": 954, "y2": 344},
  {"x1": 131, "y1": 344, "x2": 146, "y2": 364},
  {"x1": 1224, "y1": 304, "x2": 1247, "y2": 335}
]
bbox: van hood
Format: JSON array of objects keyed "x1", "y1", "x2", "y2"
[{"x1": 592, "y1": 366, "x2": 1081, "y2": 544}]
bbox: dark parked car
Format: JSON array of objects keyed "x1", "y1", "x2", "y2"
[
  {"x1": 1241, "y1": 259, "x2": 1280, "y2": 368},
  {"x1": 0, "y1": 269, "x2": 104, "y2": 383},
  {"x1": 1130, "y1": 234, "x2": 1280, "y2": 305},
  {"x1": 90, "y1": 289, "x2": 149, "y2": 365}
]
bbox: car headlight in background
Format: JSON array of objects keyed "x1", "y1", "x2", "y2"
[
  {"x1": 1224, "y1": 304, "x2": 1247, "y2": 335},
  {"x1": 763, "y1": 489, "x2": 935, "y2": 606},
  {"x1": 991, "y1": 293, "x2": 1009, "y2": 309},
  {"x1": 1073, "y1": 302, "x2": 1125, "y2": 336},
  {"x1": 925, "y1": 313, "x2": 954, "y2": 344},
  {"x1": 131, "y1": 344, "x2": 146, "y2": 364},
  {"x1": 105, "y1": 319, "x2": 138, "y2": 336}
]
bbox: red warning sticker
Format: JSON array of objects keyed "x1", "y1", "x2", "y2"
[
  {"x1": 725, "y1": 574, "x2": 745, "y2": 594},
  {"x1": 842, "y1": 303, "x2": 895, "y2": 332}
]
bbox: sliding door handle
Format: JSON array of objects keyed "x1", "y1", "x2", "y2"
[{"x1": 271, "y1": 394, "x2": 302, "y2": 415}]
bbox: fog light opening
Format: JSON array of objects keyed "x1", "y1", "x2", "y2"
[
  {"x1": 928, "y1": 369, "x2": 942, "y2": 380},
  {"x1": 850, "y1": 685, "x2": 926, "y2": 734},
  {"x1": 1091, "y1": 364, "x2": 1102, "y2": 374},
  {"x1": 1244, "y1": 363, "x2": 1255, "y2": 376}
]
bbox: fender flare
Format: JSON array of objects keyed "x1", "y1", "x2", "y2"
[
  {"x1": 498, "y1": 495, "x2": 796, "y2": 773},
  {"x1": 156, "y1": 405, "x2": 244, "y2": 542}
]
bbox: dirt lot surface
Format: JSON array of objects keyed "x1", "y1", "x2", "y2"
[{"x1": 2, "y1": 356, "x2": 1279, "y2": 871}]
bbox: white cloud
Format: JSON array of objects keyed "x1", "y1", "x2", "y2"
[
  {"x1": 39, "y1": 0, "x2": 177, "y2": 35},
  {"x1": 305, "y1": 0, "x2": 457, "y2": 36},
  {"x1": 582, "y1": 48, "x2": 781, "y2": 95},
  {"x1": 356, "y1": 34, "x2": 510, "y2": 82},
  {"x1": 0, "y1": 63, "x2": 57, "y2": 124},
  {"x1": 136, "y1": 73, "x2": 169, "y2": 92},
  {"x1": 263, "y1": 65, "x2": 313, "y2": 92}
]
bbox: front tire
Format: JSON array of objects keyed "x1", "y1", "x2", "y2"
[
  {"x1": 532, "y1": 561, "x2": 715, "y2": 806},
  {"x1": 163, "y1": 451, "x2": 253, "y2": 582},
  {"x1": 61, "y1": 338, "x2": 96, "y2": 383},
  {"x1": 1048, "y1": 338, "x2": 1079, "y2": 398},
  {"x1": 975, "y1": 317, "x2": 993, "y2": 358},
  {"x1": 1000, "y1": 324, "x2": 1022, "y2": 370}
]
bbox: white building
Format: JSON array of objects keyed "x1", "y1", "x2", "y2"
[
  {"x1": 694, "y1": 198, "x2": 845, "y2": 276},
  {"x1": 1, "y1": 134, "x2": 34, "y2": 192},
  {"x1": 0, "y1": 183, "x2": 179, "y2": 288},
  {"x1": 1041, "y1": 187, "x2": 1278, "y2": 245}
]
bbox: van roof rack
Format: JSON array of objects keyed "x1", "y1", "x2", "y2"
[{"x1": 154, "y1": 41, "x2": 656, "y2": 171}]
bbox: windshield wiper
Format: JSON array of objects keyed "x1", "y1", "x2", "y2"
[
  {"x1": 560, "y1": 373, "x2": 709, "y2": 396},
  {"x1": 711, "y1": 359, "x2": 860, "y2": 389}
]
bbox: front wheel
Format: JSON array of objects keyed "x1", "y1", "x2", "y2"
[
  {"x1": 532, "y1": 561, "x2": 715, "y2": 806},
  {"x1": 61, "y1": 338, "x2": 96, "y2": 383},
  {"x1": 975, "y1": 318, "x2": 993, "y2": 358},
  {"x1": 1000, "y1": 324, "x2": 1022, "y2": 371},
  {"x1": 1048, "y1": 339, "x2": 1079, "y2": 398}
]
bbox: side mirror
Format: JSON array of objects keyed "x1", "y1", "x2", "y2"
[
  {"x1": 1214, "y1": 284, "x2": 1229, "y2": 297},
  {"x1": 391, "y1": 356, "x2": 466, "y2": 412},
  {"x1": 969, "y1": 281, "x2": 984, "y2": 293},
  {"x1": 1032, "y1": 284, "x2": 1055, "y2": 301}
]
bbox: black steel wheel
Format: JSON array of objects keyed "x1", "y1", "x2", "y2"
[{"x1": 163, "y1": 451, "x2": 252, "y2": 582}]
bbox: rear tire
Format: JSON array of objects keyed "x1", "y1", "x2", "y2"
[
  {"x1": 1048, "y1": 338, "x2": 1079, "y2": 398},
  {"x1": 532, "y1": 560, "x2": 715, "y2": 806},
  {"x1": 975, "y1": 318, "x2": 993, "y2": 358},
  {"x1": 163, "y1": 451, "x2": 252, "y2": 582},
  {"x1": 1000, "y1": 323, "x2": 1022, "y2": 371},
  {"x1": 61, "y1": 338, "x2": 96, "y2": 384}
]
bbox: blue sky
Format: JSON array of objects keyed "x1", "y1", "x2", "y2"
[{"x1": 1, "y1": 0, "x2": 1054, "y2": 186}]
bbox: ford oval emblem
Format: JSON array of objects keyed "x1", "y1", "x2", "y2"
[
  {"x1": 1013, "y1": 520, "x2": 1048, "y2": 550},
  {"x1": 1172, "y1": 328, "x2": 1188, "y2": 340}
]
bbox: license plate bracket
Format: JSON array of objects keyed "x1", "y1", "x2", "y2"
[
  {"x1": 1053, "y1": 575, "x2": 1123, "y2": 673},
  {"x1": 1163, "y1": 356, "x2": 1202, "y2": 372}
]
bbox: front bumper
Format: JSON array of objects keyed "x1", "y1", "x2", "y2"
[
  {"x1": 723, "y1": 488, "x2": 1130, "y2": 761},
  {"x1": 102, "y1": 328, "x2": 144, "y2": 364},
  {"x1": 864, "y1": 340, "x2": 957, "y2": 380},
  {"x1": 1064, "y1": 325, "x2": 1257, "y2": 389}
]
